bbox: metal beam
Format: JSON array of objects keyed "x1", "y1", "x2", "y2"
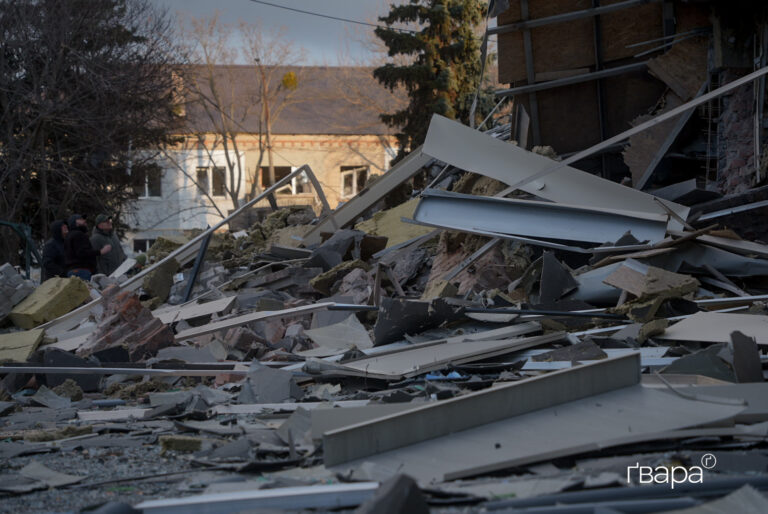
[
  {"x1": 412, "y1": 189, "x2": 669, "y2": 245},
  {"x1": 323, "y1": 353, "x2": 640, "y2": 466},
  {"x1": 498, "y1": 65, "x2": 768, "y2": 196},
  {"x1": 496, "y1": 62, "x2": 647, "y2": 97},
  {"x1": 489, "y1": 0, "x2": 661, "y2": 35}
]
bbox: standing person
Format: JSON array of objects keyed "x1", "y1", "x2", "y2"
[
  {"x1": 64, "y1": 214, "x2": 110, "y2": 281},
  {"x1": 41, "y1": 220, "x2": 69, "y2": 282},
  {"x1": 90, "y1": 214, "x2": 126, "y2": 276}
]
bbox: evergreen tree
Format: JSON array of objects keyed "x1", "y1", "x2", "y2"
[{"x1": 374, "y1": 0, "x2": 488, "y2": 162}]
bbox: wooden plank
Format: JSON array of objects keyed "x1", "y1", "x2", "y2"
[
  {"x1": 323, "y1": 353, "x2": 640, "y2": 466},
  {"x1": 174, "y1": 302, "x2": 336, "y2": 342}
]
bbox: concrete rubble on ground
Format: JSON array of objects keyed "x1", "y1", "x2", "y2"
[{"x1": 6, "y1": 21, "x2": 768, "y2": 510}]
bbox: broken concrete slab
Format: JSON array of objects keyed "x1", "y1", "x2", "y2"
[
  {"x1": 9, "y1": 277, "x2": 90, "y2": 329},
  {"x1": 0, "y1": 328, "x2": 44, "y2": 363}
]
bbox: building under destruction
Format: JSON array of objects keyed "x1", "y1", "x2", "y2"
[{"x1": 3, "y1": 0, "x2": 768, "y2": 512}]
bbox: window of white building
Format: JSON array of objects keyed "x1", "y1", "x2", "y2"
[{"x1": 340, "y1": 165, "x2": 368, "y2": 199}]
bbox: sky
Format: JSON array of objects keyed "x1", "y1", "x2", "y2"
[{"x1": 156, "y1": 0, "x2": 394, "y2": 65}]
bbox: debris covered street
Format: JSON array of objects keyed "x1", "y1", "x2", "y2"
[{"x1": 4, "y1": 0, "x2": 768, "y2": 512}]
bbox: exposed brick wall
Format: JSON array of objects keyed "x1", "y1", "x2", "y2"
[{"x1": 717, "y1": 70, "x2": 758, "y2": 194}]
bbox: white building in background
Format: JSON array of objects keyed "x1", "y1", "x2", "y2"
[{"x1": 123, "y1": 65, "x2": 402, "y2": 254}]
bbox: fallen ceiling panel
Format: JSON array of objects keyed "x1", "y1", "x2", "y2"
[
  {"x1": 658, "y1": 312, "x2": 768, "y2": 345},
  {"x1": 329, "y1": 383, "x2": 743, "y2": 483},
  {"x1": 306, "y1": 324, "x2": 555, "y2": 381},
  {"x1": 412, "y1": 189, "x2": 668, "y2": 244},
  {"x1": 421, "y1": 115, "x2": 689, "y2": 229},
  {"x1": 323, "y1": 353, "x2": 640, "y2": 466}
]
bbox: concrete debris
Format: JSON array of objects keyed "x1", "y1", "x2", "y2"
[
  {"x1": 6, "y1": 16, "x2": 768, "y2": 508},
  {"x1": 76, "y1": 285, "x2": 174, "y2": 362}
]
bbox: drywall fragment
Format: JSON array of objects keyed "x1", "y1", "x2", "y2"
[
  {"x1": 10, "y1": 277, "x2": 89, "y2": 329},
  {"x1": 659, "y1": 312, "x2": 768, "y2": 345},
  {"x1": 301, "y1": 314, "x2": 373, "y2": 357}
]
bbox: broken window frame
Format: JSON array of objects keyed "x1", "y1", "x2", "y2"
[{"x1": 340, "y1": 165, "x2": 369, "y2": 199}]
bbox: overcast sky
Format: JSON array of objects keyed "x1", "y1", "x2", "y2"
[{"x1": 156, "y1": 0, "x2": 394, "y2": 65}]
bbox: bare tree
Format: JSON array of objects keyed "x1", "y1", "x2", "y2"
[
  {"x1": 0, "y1": 0, "x2": 183, "y2": 263},
  {"x1": 176, "y1": 14, "x2": 306, "y2": 213}
]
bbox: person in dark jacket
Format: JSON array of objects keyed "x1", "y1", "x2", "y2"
[
  {"x1": 91, "y1": 214, "x2": 126, "y2": 276},
  {"x1": 64, "y1": 214, "x2": 111, "y2": 281},
  {"x1": 41, "y1": 220, "x2": 69, "y2": 282}
]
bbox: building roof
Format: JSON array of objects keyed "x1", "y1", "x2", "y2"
[{"x1": 181, "y1": 65, "x2": 402, "y2": 136}]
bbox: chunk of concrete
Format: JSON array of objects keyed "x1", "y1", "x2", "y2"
[
  {"x1": 0, "y1": 329, "x2": 44, "y2": 363},
  {"x1": 9, "y1": 277, "x2": 90, "y2": 329}
]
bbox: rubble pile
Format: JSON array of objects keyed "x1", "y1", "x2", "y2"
[{"x1": 5, "y1": 116, "x2": 768, "y2": 511}]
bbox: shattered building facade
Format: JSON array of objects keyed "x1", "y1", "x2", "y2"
[{"x1": 496, "y1": 0, "x2": 768, "y2": 200}]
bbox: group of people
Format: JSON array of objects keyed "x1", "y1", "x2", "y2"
[{"x1": 41, "y1": 214, "x2": 127, "y2": 282}]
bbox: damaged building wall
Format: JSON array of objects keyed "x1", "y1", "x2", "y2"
[
  {"x1": 717, "y1": 70, "x2": 758, "y2": 194},
  {"x1": 494, "y1": 0, "x2": 768, "y2": 195}
]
